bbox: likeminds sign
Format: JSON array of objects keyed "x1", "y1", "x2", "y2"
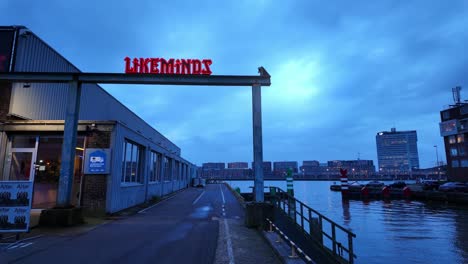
[{"x1": 124, "y1": 57, "x2": 213, "y2": 75}]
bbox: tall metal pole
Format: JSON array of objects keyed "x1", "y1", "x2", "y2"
[
  {"x1": 57, "y1": 80, "x2": 82, "y2": 207},
  {"x1": 434, "y1": 145, "x2": 440, "y2": 180},
  {"x1": 252, "y1": 84, "x2": 264, "y2": 202}
]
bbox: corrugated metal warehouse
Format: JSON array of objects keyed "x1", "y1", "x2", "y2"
[{"x1": 0, "y1": 25, "x2": 196, "y2": 215}]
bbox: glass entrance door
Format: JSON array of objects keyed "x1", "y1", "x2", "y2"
[{"x1": 2, "y1": 136, "x2": 38, "y2": 182}]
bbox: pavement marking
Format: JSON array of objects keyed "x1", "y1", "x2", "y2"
[
  {"x1": 220, "y1": 184, "x2": 226, "y2": 204},
  {"x1": 192, "y1": 191, "x2": 206, "y2": 205},
  {"x1": 19, "y1": 242, "x2": 33, "y2": 248},
  {"x1": 138, "y1": 194, "x2": 177, "y2": 214},
  {"x1": 8, "y1": 244, "x2": 20, "y2": 249},
  {"x1": 5, "y1": 234, "x2": 43, "y2": 250},
  {"x1": 223, "y1": 218, "x2": 235, "y2": 264}
]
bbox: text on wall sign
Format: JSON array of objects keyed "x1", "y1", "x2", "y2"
[{"x1": 124, "y1": 57, "x2": 212, "y2": 75}]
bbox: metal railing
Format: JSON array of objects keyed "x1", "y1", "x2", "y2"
[{"x1": 268, "y1": 187, "x2": 357, "y2": 264}]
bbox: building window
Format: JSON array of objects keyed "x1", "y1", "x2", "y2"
[
  {"x1": 457, "y1": 134, "x2": 465, "y2": 143},
  {"x1": 452, "y1": 160, "x2": 460, "y2": 167},
  {"x1": 450, "y1": 147, "x2": 458, "y2": 157},
  {"x1": 449, "y1": 136, "x2": 456, "y2": 144},
  {"x1": 121, "y1": 140, "x2": 143, "y2": 184},
  {"x1": 459, "y1": 146, "x2": 466, "y2": 156},
  {"x1": 174, "y1": 161, "x2": 180, "y2": 181},
  {"x1": 461, "y1": 160, "x2": 468, "y2": 167},
  {"x1": 149, "y1": 151, "x2": 161, "y2": 182},
  {"x1": 164, "y1": 157, "x2": 172, "y2": 181},
  {"x1": 442, "y1": 111, "x2": 450, "y2": 120}
]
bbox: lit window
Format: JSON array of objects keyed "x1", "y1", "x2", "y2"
[
  {"x1": 121, "y1": 140, "x2": 143, "y2": 184},
  {"x1": 449, "y1": 136, "x2": 456, "y2": 144},
  {"x1": 457, "y1": 134, "x2": 465, "y2": 143},
  {"x1": 452, "y1": 160, "x2": 460, "y2": 167}
]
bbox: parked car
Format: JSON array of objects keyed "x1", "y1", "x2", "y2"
[
  {"x1": 438, "y1": 182, "x2": 468, "y2": 192},
  {"x1": 389, "y1": 181, "x2": 406, "y2": 189},
  {"x1": 422, "y1": 180, "x2": 442, "y2": 191}
]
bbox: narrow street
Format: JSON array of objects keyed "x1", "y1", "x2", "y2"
[{"x1": 0, "y1": 184, "x2": 245, "y2": 264}]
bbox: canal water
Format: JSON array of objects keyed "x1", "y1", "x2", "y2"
[{"x1": 226, "y1": 180, "x2": 468, "y2": 264}]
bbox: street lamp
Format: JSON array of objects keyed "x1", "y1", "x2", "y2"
[{"x1": 434, "y1": 145, "x2": 440, "y2": 180}]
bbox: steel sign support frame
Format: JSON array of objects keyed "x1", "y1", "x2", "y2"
[
  {"x1": 252, "y1": 84, "x2": 264, "y2": 202},
  {"x1": 57, "y1": 80, "x2": 82, "y2": 207},
  {"x1": 0, "y1": 67, "x2": 271, "y2": 206}
]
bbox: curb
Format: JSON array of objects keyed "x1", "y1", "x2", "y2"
[{"x1": 223, "y1": 182, "x2": 246, "y2": 209}]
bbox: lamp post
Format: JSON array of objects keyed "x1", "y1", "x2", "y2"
[{"x1": 434, "y1": 145, "x2": 440, "y2": 180}]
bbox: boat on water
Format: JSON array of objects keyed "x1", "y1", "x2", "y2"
[
  {"x1": 330, "y1": 181, "x2": 364, "y2": 191},
  {"x1": 365, "y1": 180, "x2": 385, "y2": 188}
]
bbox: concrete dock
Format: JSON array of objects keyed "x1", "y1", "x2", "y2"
[{"x1": 0, "y1": 184, "x2": 280, "y2": 264}]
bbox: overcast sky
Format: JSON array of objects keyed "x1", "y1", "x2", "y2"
[{"x1": 2, "y1": 0, "x2": 467, "y2": 168}]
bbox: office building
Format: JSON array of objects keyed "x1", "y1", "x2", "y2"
[
  {"x1": 376, "y1": 128, "x2": 420, "y2": 173},
  {"x1": 440, "y1": 89, "x2": 468, "y2": 181}
]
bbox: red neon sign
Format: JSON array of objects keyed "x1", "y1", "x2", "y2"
[{"x1": 124, "y1": 57, "x2": 212, "y2": 75}]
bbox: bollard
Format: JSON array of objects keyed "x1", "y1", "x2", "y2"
[
  {"x1": 289, "y1": 245, "x2": 299, "y2": 259},
  {"x1": 268, "y1": 221, "x2": 273, "y2": 232}
]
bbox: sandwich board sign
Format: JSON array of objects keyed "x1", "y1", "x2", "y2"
[{"x1": 0, "y1": 181, "x2": 33, "y2": 233}]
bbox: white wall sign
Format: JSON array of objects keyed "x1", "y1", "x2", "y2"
[{"x1": 84, "y1": 148, "x2": 111, "y2": 174}]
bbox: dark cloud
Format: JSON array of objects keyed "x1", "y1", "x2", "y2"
[{"x1": 1, "y1": 0, "x2": 467, "y2": 167}]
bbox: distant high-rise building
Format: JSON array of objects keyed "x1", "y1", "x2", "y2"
[
  {"x1": 376, "y1": 128, "x2": 420, "y2": 172},
  {"x1": 227, "y1": 162, "x2": 248, "y2": 169}
]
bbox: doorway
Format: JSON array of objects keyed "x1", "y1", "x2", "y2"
[{"x1": 2, "y1": 134, "x2": 84, "y2": 209}]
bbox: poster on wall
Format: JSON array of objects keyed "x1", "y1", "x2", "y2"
[
  {"x1": 84, "y1": 148, "x2": 111, "y2": 174},
  {"x1": 0, "y1": 181, "x2": 33, "y2": 232}
]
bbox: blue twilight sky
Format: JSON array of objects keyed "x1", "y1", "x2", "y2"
[{"x1": 2, "y1": 0, "x2": 467, "y2": 168}]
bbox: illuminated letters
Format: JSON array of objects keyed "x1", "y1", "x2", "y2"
[{"x1": 124, "y1": 57, "x2": 213, "y2": 75}]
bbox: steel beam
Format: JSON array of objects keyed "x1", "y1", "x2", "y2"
[
  {"x1": 252, "y1": 84, "x2": 264, "y2": 202},
  {"x1": 0, "y1": 69, "x2": 271, "y2": 86},
  {"x1": 56, "y1": 81, "x2": 82, "y2": 207}
]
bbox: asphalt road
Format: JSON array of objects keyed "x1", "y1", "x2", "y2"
[{"x1": 0, "y1": 184, "x2": 243, "y2": 264}]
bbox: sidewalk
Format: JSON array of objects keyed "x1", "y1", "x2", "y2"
[
  {"x1": 214, "y1": 184, "x2": 281, "y2": 264},
  {"x1": 214, "y1": 216, "x2": 281, "y2": 264}
]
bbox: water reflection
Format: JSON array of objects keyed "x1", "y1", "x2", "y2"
[
  {"x1": 230, "y1": 180, "x2": 468, "y2": 264},
  {"x1": 342, "y1": 199, "x2": 351, "y2": 222}
]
